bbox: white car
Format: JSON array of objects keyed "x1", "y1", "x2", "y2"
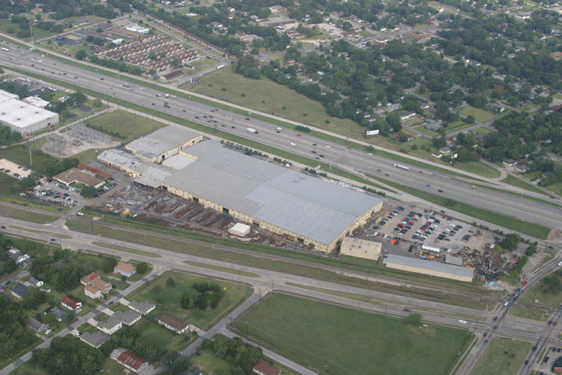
[
  {"x1": 290, "y1": 142, "x2": 296, "y2": 146},
  {"x1": 459, "y1": 320, "x2": 467, "y2": 324}
]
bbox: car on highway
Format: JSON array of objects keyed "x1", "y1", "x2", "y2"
[
  {"x1": 438, "y1": 189, "x2": 443, "y2": 193},
  {"x1": 50, "y1": 238, "x2": 56, "y2": 241},
  {"x1": 297, "y1": 134, "x2": 301, "y2": 136},
  {"x1": 290, "y1": 142, "x2": 296, "y2": 146},
  {"x1": 4, "y1": 281, "x2": 11, "y2": 286},
  {"x1": 245, "y1": 117, "x2": 250, "y2": 120},
  {"x1": 0, "y1": 226, "x2": 5, "y2": 229}
]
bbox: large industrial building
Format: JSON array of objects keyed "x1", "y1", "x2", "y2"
[
  {"x1": 125, "y1": 126, "x2": 202, "y2": 163},
  {"x1": 161, "y1": 142, "x2": 383, "y2": 252},
  {"x1": 0, "y1": 90, "x2": 59, "y2": 134},
  {"x1": 384, "y1": 254, "x2": 474, "y2": 282},
  {"x1": 98, "y1": 128, "x2": 383, "y2": 253}
]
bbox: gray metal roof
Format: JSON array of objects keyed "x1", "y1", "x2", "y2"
[
  {"x1": 80, "y1": 331, "x2": 109, "y2": 348},
  {"x1": 98, "y1": 149, "x2": 149, "y2": 174},
  {"x1": 384, "y1": 254, "x2": 474, "y2": 278},
  {"x1": 163, "y1": 142, "x2": 382, "y2": 247},
  {"x1": 113, "y1": 310, "x2": 141, "y2": 325},
  {"x1": 126, "y1": 126, "x2": 201, "y2": 160},
  {"x1": 128, "y1": 301, "x2": 156, "y2": 315}
]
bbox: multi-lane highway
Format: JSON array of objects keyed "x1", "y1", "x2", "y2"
[{"x1": 1, "y1": 43, "x2": 561, "y2": 237}]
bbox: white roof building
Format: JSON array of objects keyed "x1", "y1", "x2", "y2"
[{"x1": 0, "y1": 90, "x2": 59, "y2": 134}]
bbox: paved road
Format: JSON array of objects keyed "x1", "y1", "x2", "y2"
[
  {"x1": 0, "y1": 39, "x2": 561, "y2": 238},
  {"x1": 1, "y1": 213, "x2": 562, "y2": 375}
]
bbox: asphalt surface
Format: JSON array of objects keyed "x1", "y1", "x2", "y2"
[
  {"x1": 0, "y1": 43, "x2": 561, "y2": 238},
  {"x1": 1, "y1": 216, "x2": 562, "y2": 375}
]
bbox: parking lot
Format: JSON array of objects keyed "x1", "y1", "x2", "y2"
[{"x1": 0, "y1": 159, "x2": 32, "y2": 180}]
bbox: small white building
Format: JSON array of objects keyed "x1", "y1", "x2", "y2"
[{"x1": 228, "y1": 223, "x2": 251, "y2": 237}]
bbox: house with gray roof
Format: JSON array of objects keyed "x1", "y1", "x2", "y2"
[
  {"x1": 27, "y1": 317, "x2": 47, "y2": 332},
  {"x1": 113, "y1": 310, "x2": 142, "y2": 326},
  {"x1": 128, "y1": 301, "x2": 156, "y2": 316},
  {"x1": 80, "y1": 331, "x2": 110, "y2": 349},
  {"x1": 97, "y1": 317, "x2": 123, "y2": 335},
  {"x1": 11, "y1": 284, "x2": 28, "y2": 299}
]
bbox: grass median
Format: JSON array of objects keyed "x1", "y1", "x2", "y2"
[{"x1": 65, "y1": 218, "x2": 498, "y2": 309}]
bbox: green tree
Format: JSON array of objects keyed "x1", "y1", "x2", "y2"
[
  {"x1": 500, "y1": 233, "x2": 522, "y2": 251},
  {"x1": 136, "y1": 262, "x2": 148, "y2": 274},
  {"x1": 43, "y1": 312, "x2": 58, "y2": 327},
  {"x1": 80, "y1": 186, "x2": 97, "y2": 198},
  {"x1": 75, "y1": 50, "x2": 87, "y2": 60},
  {"x1": 166, "y1": 277, "x2": 176, "y2": 288},
  {"x1": 404, "y1": 313, "x2": 422, "y2": 326},
  {"x1": 386, "y1": 113, "x2": 402, "y2": 132},
  {"x1": 102, "y1": 256, "x2": 118, "y2": 273}
]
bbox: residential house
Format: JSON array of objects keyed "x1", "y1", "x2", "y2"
[
  {"x1": 128, "y1": 301, "x2": 156, "y2": 316},
  {"x1": 80, "y1": 331, "x2": 110, "y2": 349},
  {"x1": 439, "y1": 146, "x2": 451, "y2": 155},
  {"x1": 114, "y1": 262, "x2": 136, "y2": 277},
  {"x1": 252, "y1": 360, "x2": 282, "y2": 375},
  {"x1": 187, "y1": 368, "x2": 203, "y2": 375},
  {"x1": 503, "y1": 159, "x2": 517, "y2": 167},
  {"x1": 91, "y1": 278, "x2": 112, "y2": 294},
  {"x1": 27, "y1": 317, "x2": 47, "y2": 332},
  {"x1": 7, "y1": 249, "x2": 30, "y2": 265},
  {"x1": 97, "y1": 317, "x2": 123, "y2": 335},
  {"x1": 158, "y1": 313, "x2": 190, "y2": 334},
  {"x1": 110, "y1": 348, "x2": 149, "y2": 374},
  {"x1": 44, "y1": 306, "x2": 68, "y2": 322},
  {"x1": 399, "y1": 112, "x2": 416, "y2": 121},
  {"x1": 81, "y1": 272, "x2": 100, "y2": 286},
  {"x1": 515, "y1": 164, "x2": 529, "y2": 173},
  {"x1": 61, "y1": 296, "x2": 82, "y2": 311},
  {"x1": 11, "y1": 284, "x2": 28, "y2": 300},
  {"x1": 113, "y1": 310, "x2": 142, "y2": 326},
  {"x1": 27, "y1": 276, "x2": 44, "y2": 288},
  {"x1": 85, "y1": 285, "x2": 103, "y2": 299}
]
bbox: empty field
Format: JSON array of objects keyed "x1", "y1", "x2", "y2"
[
  {"x1": 457, "y1": 105, "x2": 499, "y2": 123},
  {"x1": 85, "y1": 110, "x2": 166, "y2": 141},
  {"x1": 126, "y1": 271, "x2": 253, "y2": 330},
  {"x1": 233, "y1": 293, "x2": 471, "y2": 375},
  {"x1": 186, "y1": 68, "x2": 361, "y2": 138},
  {"x1": 469, "y1": 337, "x2": 531, "y2": 375}
]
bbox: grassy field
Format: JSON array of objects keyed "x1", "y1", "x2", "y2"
[
  {"x1": 125, "y1": 271, "x2": 253, "y2": 330},
  {"x1": 502, "y1": 174, "x2": 548, "y2": 195},
  {"x1": 183, "y1": 260, "x2": 260, "y2": 278},
  {"x1": 8, "y1": 362, "x2": 49, "y2": 375},
  {"x1": 452, "y1": 161, "x2": 501, "y2": 178},
  {"x1": 186, "y1": 68, "x2": 361, "y2": 137},
  {"x1": 85, "y1": 110, "x2": 166, "y2": 142},
  {"x1": 139, "y1": 321, "x2": 195, "y2": 352},
  {"x1": 232, "y1": 293, "x2": 471, "y2": 375},
  {"x1": 92, "y1": 241, "x2": 162, "y2": 258},
  {"x1": 370, "y1": 175, "x2": 552, "y2": 239},
  {"x1": 66, "y1": 218, "x2": 499, "y2": 308},
  {"x1": 190, "y1": 352, "x2": 232, "y2": 375},
  {"x1": 473, "y1": 127, "x2": 493, "y2": 135},
  {"x1": 457, "y1": 105, "x2": 499, "y2": 123},
  {"x1": 72, "y1": 148, "x2": 103, "y2": 164},
  {"x1": 469, "y1": 337, "x2": 531, "y2": 375},
  {"x1": 0, "y1": 204, "x2": 58, "y2": 224},
  {"x1": 510, "y1": 272, "x2": 562, "y2": 321}
]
